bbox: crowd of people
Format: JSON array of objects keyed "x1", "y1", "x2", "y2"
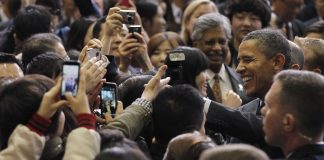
[{"x1": 0, "y1": 0, "x2": 323, "y2": 159}]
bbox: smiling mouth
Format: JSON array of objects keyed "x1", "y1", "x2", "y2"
[{"x1": 242, "y1": 76, "x2": 252, "y2": 84}]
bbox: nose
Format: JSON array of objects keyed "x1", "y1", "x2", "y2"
[
  {"x1": 114, "y1": 33, "x2": 122, "y2": 44},
  {"x1": 236, "y1": 61, "x2": 245, "y2": 74},
  {"x1": 212, "y1": 42, "x2": 222, "y2": 51},
  {"x1": 242, "y1": 17, "x2": 252, "y2": 26}
]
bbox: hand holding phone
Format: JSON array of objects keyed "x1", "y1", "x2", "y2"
[
  {"x1": 100, "y1": 82, "x2": 118, "y2": 118},
  {"x1": 61, "y1": 61, "x2": 80, "y2": 99}
]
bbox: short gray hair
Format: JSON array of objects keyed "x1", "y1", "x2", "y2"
[{"x1": 191, "y1": 13, "x2": 231, "y2": 41}]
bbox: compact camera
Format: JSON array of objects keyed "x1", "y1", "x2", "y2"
[{"x1": 118, "y1": 10, "x2": 136, "y2": 24}]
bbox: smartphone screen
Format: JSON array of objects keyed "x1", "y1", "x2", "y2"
[
  {"x1": 61, "y1": 61, "x2": 80, "y2": 98},
  {"x1": 100, "y1": 82, "x2": 117, "y2": 117}
]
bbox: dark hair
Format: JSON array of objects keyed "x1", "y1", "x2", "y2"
[
  {"x1": 275, "y1": 70, "x2": 324, "y2": 138},
  {"x1": 152, "y1": 85, "x2": 205, "y2": 143},
  {"x1": 95, "y1": 147, "x2": 149, "y2": 160},
  {"x1": 242, "y1": 29, "x2": 291, "y2": 69},
  {"x1": 164, "y1": 132, "x2": 216, "y2": 160},
  {"x1": 0, "y1": 52, "x2": 23, "y2": 69},
  {"x1": 200, "y1": 144, "x2": 270, "y2": 160},
  {"x1": 0, "y1": 74, "x2": 58, "y2": 149},
  {"x1": 165, "y1": 46, "x2": 208, "y2": 88},
  {"x1": 14, "y1": 5, "x2": 51, "y2": 41},
  {"x1": 66, "y1": 18, "x2": 94, "y2": 51},
  {"x1": 92, "y1": 16, "x2": 106, "y2": 39},
  {"x1": 118, "y1": 75, "x2": 153, "y2": 107},
  {"x1": 35, "y1": 0, "x2": 61, "y2": 16},
  {"x1": 95, "y1": 128, "x2": 149, "y2": 160},
  {"x1": 225, "y1": 0, "x2": 271, "y2": 27},
  {"x1": 148, "y1": 32, "x2": 185, "y2": 57},
  {"x1": 99, "y1": 128, "x2": 139, "y2": 150},
  {"x1": 7, "y1": 0, "x2": 21, "y2": 18},
  {"x1": 305, "y1": 21, "x2": 324, "y2": 38},
  {"x1": 288, "y1": 41, "x2": 304, "y2": 70},
  {"x1": 136, "y1": 2, "x2": 158, "y2": 23},
  {"x1": 26, "y1": 52, "x2": 64, "y2": 79},
  {"x1": 22, "y1": 33, "x2": 63, "y2": 70}
]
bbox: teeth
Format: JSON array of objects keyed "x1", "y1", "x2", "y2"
[{"x1": 242, "y1": 77, "x2": 252, "y2": 82}]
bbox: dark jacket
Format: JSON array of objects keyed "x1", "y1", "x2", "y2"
[{"x1": 206, "y1": 98, "x2": 284, "y2": 158}]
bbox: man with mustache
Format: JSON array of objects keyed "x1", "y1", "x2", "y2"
[{"x1": 192, "y1": 13, "x2": 251, "y2": 107}]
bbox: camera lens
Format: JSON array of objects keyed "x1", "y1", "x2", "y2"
[{"x1": 127, "y1": 15, "x2": 133, "y2": 23}]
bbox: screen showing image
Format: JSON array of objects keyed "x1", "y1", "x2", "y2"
[
  {"x1": 61, "y1": 65, "x2": 79, "y2": 96},
  {"x1": 101, "y1": 86, "x2": 116, "y2": 115}
]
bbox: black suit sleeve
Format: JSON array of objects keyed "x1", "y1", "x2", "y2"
[{"x1": 205, "y1": 100, "x2": 264, "y2": 143}]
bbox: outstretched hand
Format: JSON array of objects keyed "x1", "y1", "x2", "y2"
[{"x1": 141, "y1": 65, "x2": 170, "y2": 101}]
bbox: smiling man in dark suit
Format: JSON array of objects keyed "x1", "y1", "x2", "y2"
[{"x1": 204, "y1": 29, "x2": 291, "y2": 158}]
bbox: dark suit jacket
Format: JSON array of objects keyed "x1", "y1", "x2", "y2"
[
  {"x1": 207, "y1": 65, "x2": 254, "y2": 105},
  {"x1": 274, "y1": 144, "x2": 324, "y2": 160},
  {"x1": 287, "y1": 144, "x2": 324, "y2": 160},
  {"x1": 205, "y1": 98, "x2": 284, "y2": 158}
]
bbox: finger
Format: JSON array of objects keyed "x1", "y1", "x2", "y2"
[
  {"x1": 104, "y1": 112, "x2": 113, "y2": 123},
  {"x1": 51, "y1": 100, "x2": 68, "y2": 110},
  {"x1": 153, "y1": 65, "x2": 167, "y2": 81},
  {"x1": 78, "y1": 67, "x2": 87, "y2": 94},
  {"x1": 108, "y1": 7, "x2": 121, "y2": 15},
  {"x1": 82, "y1": 57, "x2": 96, "y2": 69},
  {"x1": 47, "y1": 77, "x2": 63, "y2": 97},
  {"x1": 116, "y1": 101, "x2": 123, "y2": 116},
  {"x1": 160, "y1": 77, "x2": 170, "y2": 86},
  {"x1": 65, "y1": 92, "x2": 75, "y2": 103}
]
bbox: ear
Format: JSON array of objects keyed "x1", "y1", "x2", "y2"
[
  {"x1": 273, "y1": 53, "x2": 285, "y2": 71},
  {"x1": 283, "y1": 113, "x2": 295, "y2": 132},
  {"x1": 290, "y1": 63, "x2": 301, "y2": 70},
  {"x1": 312, "y1": 67, "x2": 321, "y2": 74}
]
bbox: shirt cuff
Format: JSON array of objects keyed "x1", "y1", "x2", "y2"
[
  {"x1": 26, "y1": 113, "x2": 52, "y2": 136},
  {"x1": 77, "y1": 113, "x2": 96, "y2": 130}
]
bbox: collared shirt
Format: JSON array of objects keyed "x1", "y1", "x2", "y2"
[{"x1": 207, "y1": 65, "x2": 234, "y2": 100}]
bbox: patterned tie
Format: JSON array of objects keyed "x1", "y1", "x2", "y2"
[{"x1": 212, "y1": 75, "x2": 222, "y2": 103}]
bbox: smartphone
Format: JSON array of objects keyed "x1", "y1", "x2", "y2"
[
  {"x1": 61, "y1": 61, "x2": 80, "y2": 99},
  {"x1": 128, "y1": 25, "x2": 141, "y2": 34},
  {"x1": 100, "y1": 82, "x2": 118, "y2": 117},
  {"x1": 87, "y1": 48, "x2": 101, "y2": 60},
  {"x1": 119, "y1": 0, "x2": 132, "y2": 8}
]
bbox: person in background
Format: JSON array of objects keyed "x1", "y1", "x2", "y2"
[
  {"x1": 147, "y1": 32, "x2": 184, "y2": 69},
  {"x1": 180, "y1": 0, "x2": 218, "y2": 46}
]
